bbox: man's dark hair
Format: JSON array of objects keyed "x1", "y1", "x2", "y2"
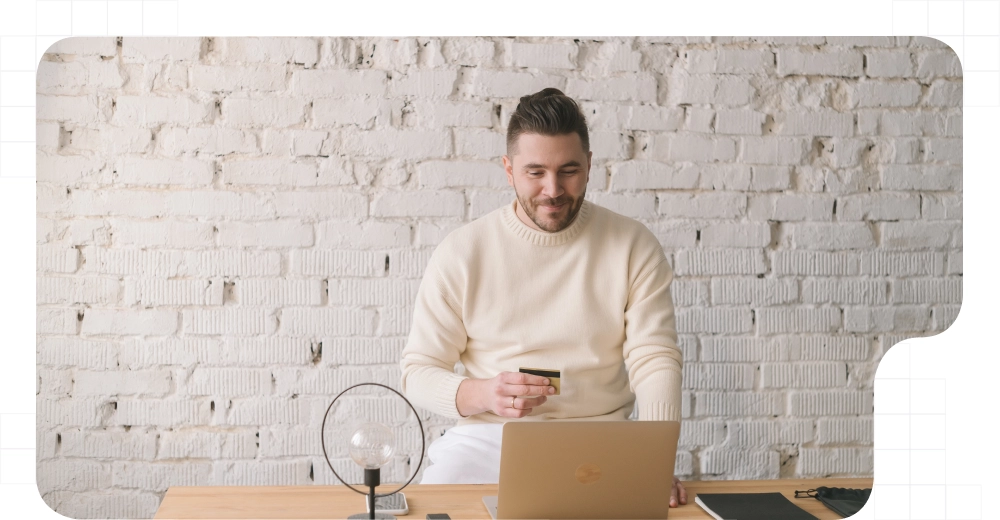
[{"x1": 506, "y1": 88, "x2": 589, "y2": 155}]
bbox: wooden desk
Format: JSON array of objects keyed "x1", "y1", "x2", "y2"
[{"x1": 155, "y1": 478, "x2": 872, "y2": 519}]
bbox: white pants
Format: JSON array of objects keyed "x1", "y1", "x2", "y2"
[{"x1": 419, "y1": 424, "x2": 504, "y2": 484}]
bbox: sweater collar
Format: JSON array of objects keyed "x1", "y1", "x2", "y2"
[{"x1": 501, "y1": 198, "x2": 593, "y2": 246}]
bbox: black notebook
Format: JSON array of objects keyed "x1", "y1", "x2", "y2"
[{"x1": 695, "y1": 492, "x2": 820, "y2": 520}]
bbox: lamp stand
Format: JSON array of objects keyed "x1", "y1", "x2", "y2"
[{"x1": 346, "y1": 468, "x2": 396, "y2": 520}]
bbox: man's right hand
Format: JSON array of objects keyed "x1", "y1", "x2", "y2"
[{"x1": 456, "y1": 371, "x2": 556, "y2": 418}]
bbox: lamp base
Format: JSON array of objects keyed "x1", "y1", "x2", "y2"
[{"x1": 346, "y1": 514, "x2": 395, "y2": 520}]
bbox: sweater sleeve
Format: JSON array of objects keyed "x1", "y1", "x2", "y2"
[
  {"x1": 399, "y1": 253, "x2": 469, "y2": 420},
  {"x1": 622, "y1": 249, "x2": 683, "y2": 422}
]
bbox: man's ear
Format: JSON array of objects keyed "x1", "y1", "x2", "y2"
[
  {"x1": 586, "y1": 150, "x2": 593, "y2": 182},
  {"x1": 502, "y1": 155, "x2": 515, "y2": 188}
]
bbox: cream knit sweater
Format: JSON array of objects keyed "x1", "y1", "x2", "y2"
[{"x1": 399, "y1": 199, "x2": 682, "y2": 426}]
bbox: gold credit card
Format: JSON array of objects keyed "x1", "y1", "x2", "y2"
[{"x1": 519, "y1": 367, "x2": 560, "y2": 395}]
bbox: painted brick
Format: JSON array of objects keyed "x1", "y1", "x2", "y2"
[
  {"x1": 37, "y1": 276, "x2": 120, "y2": 305},
  {"x1": 921, "y1": 193, "x2": 962, "y2": 220},
  {"x1": 675, "y1": 249, "x2": 767, "y2": 276},
  {"x1": 37, "y1": 337, "x2": 118, "y2": 370},
  {"x1": 46, "y1": 37, "x2": 119, "y2": 56},
  {"x1": 417, "y1": 161, "x2": 507, "y2": 189},
  {"x1": 156, "y1": 127, "x2": 256, "y2": 156},
  {"x1": 60, "y1": 430, "x2": 157, "y2": 459},
  {"x1": 158, "y1": 430, "x2": 257, "y2": 460},
  {"x1": 471, "y1": 70, "x2": 566, "y2": 98},
  {"x1": 881, "y1": 164, "x2": 962, "y2": 191},
  {"x1": 682, "y1": 363, "x2": 755, "y2": 390},
  {"x1": 701, "y1": 222, "x2": 772, "y2": 248},
  {"x1": 816, "y1": 417, "x2": 873, "y2": 445},
  {"x1": 774, "y1": 110, "x2": 853, "y2": 137},
  {"x1": 292, "y1": 70, "x2": 387, "y2": 97},
  {"x1": 216, "y1": 221, "x2": 314, "y2": 248},
  {"x1": 417, "y1": 220, "x2": 466, "y2": 246},
  {"x1": 182, "y1": 309, "x2": 275, "y2": 336},
  {"x1": 866, "y1": 51, "x2": 915, "y2": 77},
  {"x1": 892, "y1": 279, "x2": 962, "y2": 304},
  {"x1": 783, "y1": 222, "x2": 876, "y2": 250},
  {"x1": 567, "y1": 75, "x2": 657, "y2": 102},
  {"x1": 122, "y1": 38, "x2": 201, "y2": 62},
  {"x1": 933, "y1": 305, "x2": 961, "y2": 329},
  {"x1": 37, "y1": 308, "x2": 82, "y2": 335},
  {"x1": 652, "y1": 133, "x2": 738, "y2": 163},
  {"x1": 750, "y1": 166, "x2": 793, "y2": 191},
  {"x1": 711, "y1": 278, "x2": 797, "y2": 305},
  {"x1": 789, "y1": 391, "x2": 873, "y2": 415},
  {"x1": 442, "y1": 38, "x2": 496, "y2": 65},
  {"x1": 372, "y1": 190, "x2": 465, "y2": 218},
  {"x1": 509, "y1": 42, "x2": 577, "y2": 69},
  {"x1": 222, "y1": 37, "x2": 318, "y2": 66},
  {"x1": 801, "y1": 279, "x2": 888, "y2": 305},
  {"x1": 74, "y1": 370, "x2": 172, "y2": 397},
  {"x1": 610, "y1": 161, "x2": 696, "y2": 190},
  {"x1": 114, "y1": 400, "x2": 213, "y2": 428},
  {"x1": 686, "y1": 48, "x2": 773, "y2": 74},
  {"x1": 844, "y1": 306, "x2": 931, "y2": 333},
  {"x1": 702, "y1": 449, "x2": 780, "y2": 479},
  {"x1": 760, "y1": 362, "x2": 847, "y2": 388},
  {"x1": 185, "y1": 368, "x2": 270, "y2": 397},
  {"x1": 723, "y1": 419, "x2": 814, "y2": 447},
  {"x1": 665, "y1": 74, "x2": 755, "y2": 106},
  {"x1": 658, "y1": 193, "x2": 746, "y2": 219},
  {"x1": 272, "y1": 191, "x2": 368, "y2": 219},
  {"x1": 315, "y1": 220, "x2": 411, "y2": 249},
  {"x1": 389, "y1": 70, "x2": 457, "y2": 98},
  {"x1": 42, "y1": 492, "x2": 162, "y2": 519},
  {"x1": 272, "y1": 366, "x2": 400, "y2": 399},
  {"x1": 226, "y1": 400, "x2": 301, "y2": 426},
  {"x1": 747, "y1": 194, "x2": 834, "y2": 221},
  {"x1": 881, "y1": 221, "x2": 961, "y2": 249},
  {"x1": 118, "y1": 338, "x2": 222, "y2": 368},
  {"x1": 341, "y1": 129, "x2": 452, "y2": 159},
  {"x1": 221, "y1": 159, "x2": 316, "y2": 186},
  {"x1": 881, "y1": 112, "x2": 962, "y2": 137},
  {"x1": 757, "y1": 308, "x2": 841, "y2": 334},
  {"x1": 280, "y1": 308, "x2": 377, "y2": 337},
  {"x1": 585, "y1": 192, "x2": 656, "y2": 219},
  {"x1": 648, "y1": 222, "x2": 698, "y2": 249},
  {"x1": 38, "y1": 460, "x2": 112, "y2": 493},
  {"x1": 777, "y1": 49, "x2": 863, "y2": 76},
  {"x1": 216, "y1": 460, "x2": 312, "y2": 486},
  {"x1": 81, "y1": 308, "x2": 178, "y2": 336},
  {"x1": 328, "y1": 279, "x2": 420, "y2": 307},
  {"x1": 387, "y1": 250, "x2": 434, "y2": 278},
  {"x1": 917, "y1": 50, "x2": 963, "y2": 80},
  {"x1": 694, "y1": 391, "x2": 785, "y2": 417},
  {"x1": 683, "y1": 107, "x2": 715, "y2": 133},
  {"x1": 325, "y1": 337, "x2": 407, "y2": 366},
  {"x1": 715, "y1": 110, "x2": 766, "y2": 135},
  {"x1": 586, "y1": 103, "x2": 683, "y2": 131},
  {"x1": 124, "y1": 278, "x2": 223, "y2": 306},
  {"x1": 741, "y1": 137, "x2": 810, "y2": 165},
  {"x1": 411, "y1": 100, "x2": 493, "y2": 127},
  {"x1": 678, "y1": 420, "x2": 726, "y2": 447},
  {"x1": 670, "y1": 280, "x2": 710, "y2": 307},
  {"x1": 798, "y1": 448, "x2": 873, "y2": 476},
  {"x1": 947, "y1": 252, "x2": 962, "y2": 276},
  {"x1": 924, "y1": 138, "x2": 962, "y2": 164},
  {"x1": 312, "y1": 98, "x2": 396, "y2": 128},
  {"x1": 858, "y1": 251, "x2": 946, "y2": 276},
  {"x1": 676, "y1": 308, "x2": 753, "y2": 334},
  {"x1": 853, "y1": 81, "x2": 922, "y2": 107},
  {"x1": 113, "y1": 96, "x2": 213, "y2": 127},
  {"x1": 454, "y1": 128, "x2": 506, "y2": 159},
  {"x1": 837, "y1": 193, "x2": 921, "y2": 221}
]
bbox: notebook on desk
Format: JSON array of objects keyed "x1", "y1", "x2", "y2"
[{"x1": 482, "y1": 420, "x2": 681, "y2": 519}]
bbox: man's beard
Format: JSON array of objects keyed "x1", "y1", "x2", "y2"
[{"x1": 517, "y1": 190, "x2": 586, "y2": 232}]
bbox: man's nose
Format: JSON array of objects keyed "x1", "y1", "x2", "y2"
[{"x1": 540, "y1": 172, "x2": 563, "y2": 198}]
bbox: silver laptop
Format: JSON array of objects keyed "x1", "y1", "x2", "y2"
[{"x1": 483, "y1": 420, "x2": 681, "y2": 519}]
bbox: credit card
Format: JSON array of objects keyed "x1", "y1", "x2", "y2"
[{"x1": 519, "y1": 367, "x2": 560, "y2": 395}]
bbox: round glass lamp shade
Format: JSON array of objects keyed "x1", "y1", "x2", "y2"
[{"x1": 348, "y1": 422, "x2": 396, "y2": 470}]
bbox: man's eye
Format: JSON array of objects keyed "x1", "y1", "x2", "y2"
[
  {"x1": 561, "y1": 170, "x2": 579, "y2": 175},
  {"x1": 527, "y1": 171, "x2": 543, "y2": 176}
]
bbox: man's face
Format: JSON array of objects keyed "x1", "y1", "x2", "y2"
[{"x1": 502, "y1": 133, "x2": 592, "y2": 233}]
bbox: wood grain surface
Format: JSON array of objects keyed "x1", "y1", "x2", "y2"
[{"x1": 155, "y1": 478, "x2": 873, "y2": 519}]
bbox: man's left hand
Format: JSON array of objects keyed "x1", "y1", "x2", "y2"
[{"x1": 670, "y1": 476, "x2": 687, "y2": 507}]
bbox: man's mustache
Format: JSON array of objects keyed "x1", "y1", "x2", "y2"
[{"x1": 535, "y1": 197, "x2": 571, "y2": 206}]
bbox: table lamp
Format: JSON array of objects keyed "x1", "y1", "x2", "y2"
[{"x1": 321, "y1": 383, "x2": 425, "y2": 520}]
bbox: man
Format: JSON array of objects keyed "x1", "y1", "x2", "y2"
[{"x1": 399, "y1": 88, "x2": 686, "y2": 507}]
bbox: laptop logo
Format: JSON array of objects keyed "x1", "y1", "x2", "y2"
[{"x1": 575, "y1": 463, "x2": 601, "y2": 484}]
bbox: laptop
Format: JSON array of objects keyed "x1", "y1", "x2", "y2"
[{"x1": 482, "y1": 420, "x2": 681, "y2": 519}]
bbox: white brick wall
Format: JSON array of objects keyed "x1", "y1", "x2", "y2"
[{"x1": 36, "y1": 36, "x2": 960, "y2": 518}]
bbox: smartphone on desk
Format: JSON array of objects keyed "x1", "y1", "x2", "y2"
[{"x1": 364, "y1": 492, "x2": 408, "y2": 515}]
